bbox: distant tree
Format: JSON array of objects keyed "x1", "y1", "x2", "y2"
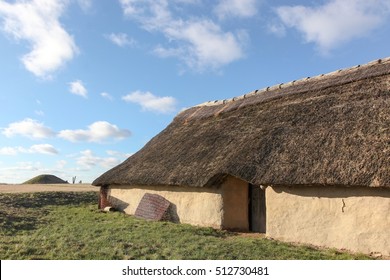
[{"x1": 72, "y1": 176, "x2": 77, "y2": 184}]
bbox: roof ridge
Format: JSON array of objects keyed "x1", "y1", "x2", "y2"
[{"x1": 195, "y1": 57, "x2": 390, "y2": 108}]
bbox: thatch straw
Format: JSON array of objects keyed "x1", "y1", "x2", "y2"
[{"x1": 93, "y1": 58, "x2": 390, "y2": 188}]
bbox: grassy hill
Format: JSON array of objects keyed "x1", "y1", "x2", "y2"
[{"x1": 23, "y1": 174, "x2": 68, "y2": 184}]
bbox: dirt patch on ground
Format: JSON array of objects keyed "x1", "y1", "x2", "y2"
[{"x1": 0, "y1": 184, "x2": 97, "y2": 193}]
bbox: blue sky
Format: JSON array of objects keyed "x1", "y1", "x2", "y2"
[{"x1": 0, "y1": 0, "x2": 389, "y2": 184}]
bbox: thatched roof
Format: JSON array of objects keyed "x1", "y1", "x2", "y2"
[{"x1": 93, "y1": 58, "x2": 390, "y2": 188}]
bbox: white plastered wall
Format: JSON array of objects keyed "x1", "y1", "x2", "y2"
[
  {"x1": 108, "y1": 185, "x2": 224, "y2": 228},
  {"x1": 266, "y1": 185, "x2": 390, "y2": 256}
]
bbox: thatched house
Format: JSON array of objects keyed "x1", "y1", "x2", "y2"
[{"x1": 93, "y1": 58, "x2": 390, "y2": 256}]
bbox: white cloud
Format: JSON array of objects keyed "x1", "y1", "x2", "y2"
[
  {"x1": 56, "y1": 159, "x2": 67, "y2": 169},
  {"x1": 100, "y1": 92, "x2": 113, "y2": 100},
  {"x1": 106, "y1": 150, "x2": 132, "y2": 158},
  {"x1": 69, "y1": 80, "x2": 88, "y2": 98},
  {"x1": 173, "y1": 0, "x2": 200, "y2": 4},
  {"x1": 106, "y1": 32, "x2": 136, "y2": 47},
  {"x1": 29, "y1": 144, "x2": 58, "y2": 155},
  {"x1": 0, "y1": 147, "x2": 20, "y2": 155},
  {"x1": 0, "y1": 161, "x2": 39, "y2": 183},
  {"x1": 4, "y1": 161, "x2": 42, "y2": 171},
  {"x1": 76, "y1": 149, "x2": 121, "y2": 170},
  {"x1": 275, "y1": 0, "x2": 390, "y2": 53},
  {"x1": 35, "y1": 110, "x2": 44, "y2": 116},
  {"x1": 76, "y1": 150, "x2": 97, "y2": 169},
  {"x1": 119, "y1": 0, "x2": 141, "y2": 17},
  {"x1": 155, "y1": 19, "x2": 246, "y2": 71},
  {"x1": 0, "y1": 161, "x2": 71, "y2": 184},
  {"x1": 77, "y1": 0, "x2": 92, "y2": 12},
  {"x1": 119, "y1": 0, "x2": 246, "y2": 71},
  {"x1": 2, "y1": 118, "x2": 130, "y2": 143},
  {"x1": 267, "y1": 22, "x2": 286, "y2": 37},
  {"x1": 100, "y1": 157, "x2": 121, "y2": 169},
  {"x1": 1, "y1": 118, "x2": 55, "y2": 139},
  {"x1": 214, "y1": 0, "x2": 258, "y2": 19},
  {"x1": 58, "y1": 121, "x2": 131, "y2": 143},
  {"x1": 122, "y1": 90, "x2": 177, "y2": 114},
  {"x1": 0, "y1": 0, "x2": 78, "y2": 77},
  {"x1": 0, "y1": 144, "x2": 58, "y2": 155}
]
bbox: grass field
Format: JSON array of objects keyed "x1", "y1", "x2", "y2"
[{"x1": 0, "y1": 192, "x2": 373, "y2": 260}]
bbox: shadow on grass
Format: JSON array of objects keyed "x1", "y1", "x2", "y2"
[
  {"x1": 0, "y1": 192, "x2": 98, "y2": 209},
  {"x1": 192, "y1": 226, "x2": 238, "y2": 239},
  {"x1": 0, "y1": 209, "x2": 44, "y2": 232},
  {"x1": 0, "y1": 192, "x2": 98, "y2": 234}
]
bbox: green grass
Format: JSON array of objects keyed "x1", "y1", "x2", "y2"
[{"x1": 0, "y1": 192, "x2": 372, "y2": 260}]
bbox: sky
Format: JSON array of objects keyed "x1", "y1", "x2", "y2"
[{"x1": 0, "y1": 0, "x2": 389, "y2": 184}]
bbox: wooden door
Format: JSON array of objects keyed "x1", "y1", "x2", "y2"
[{"x1": 249, "y1": 184, "x2": 266, "y2": 233}]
